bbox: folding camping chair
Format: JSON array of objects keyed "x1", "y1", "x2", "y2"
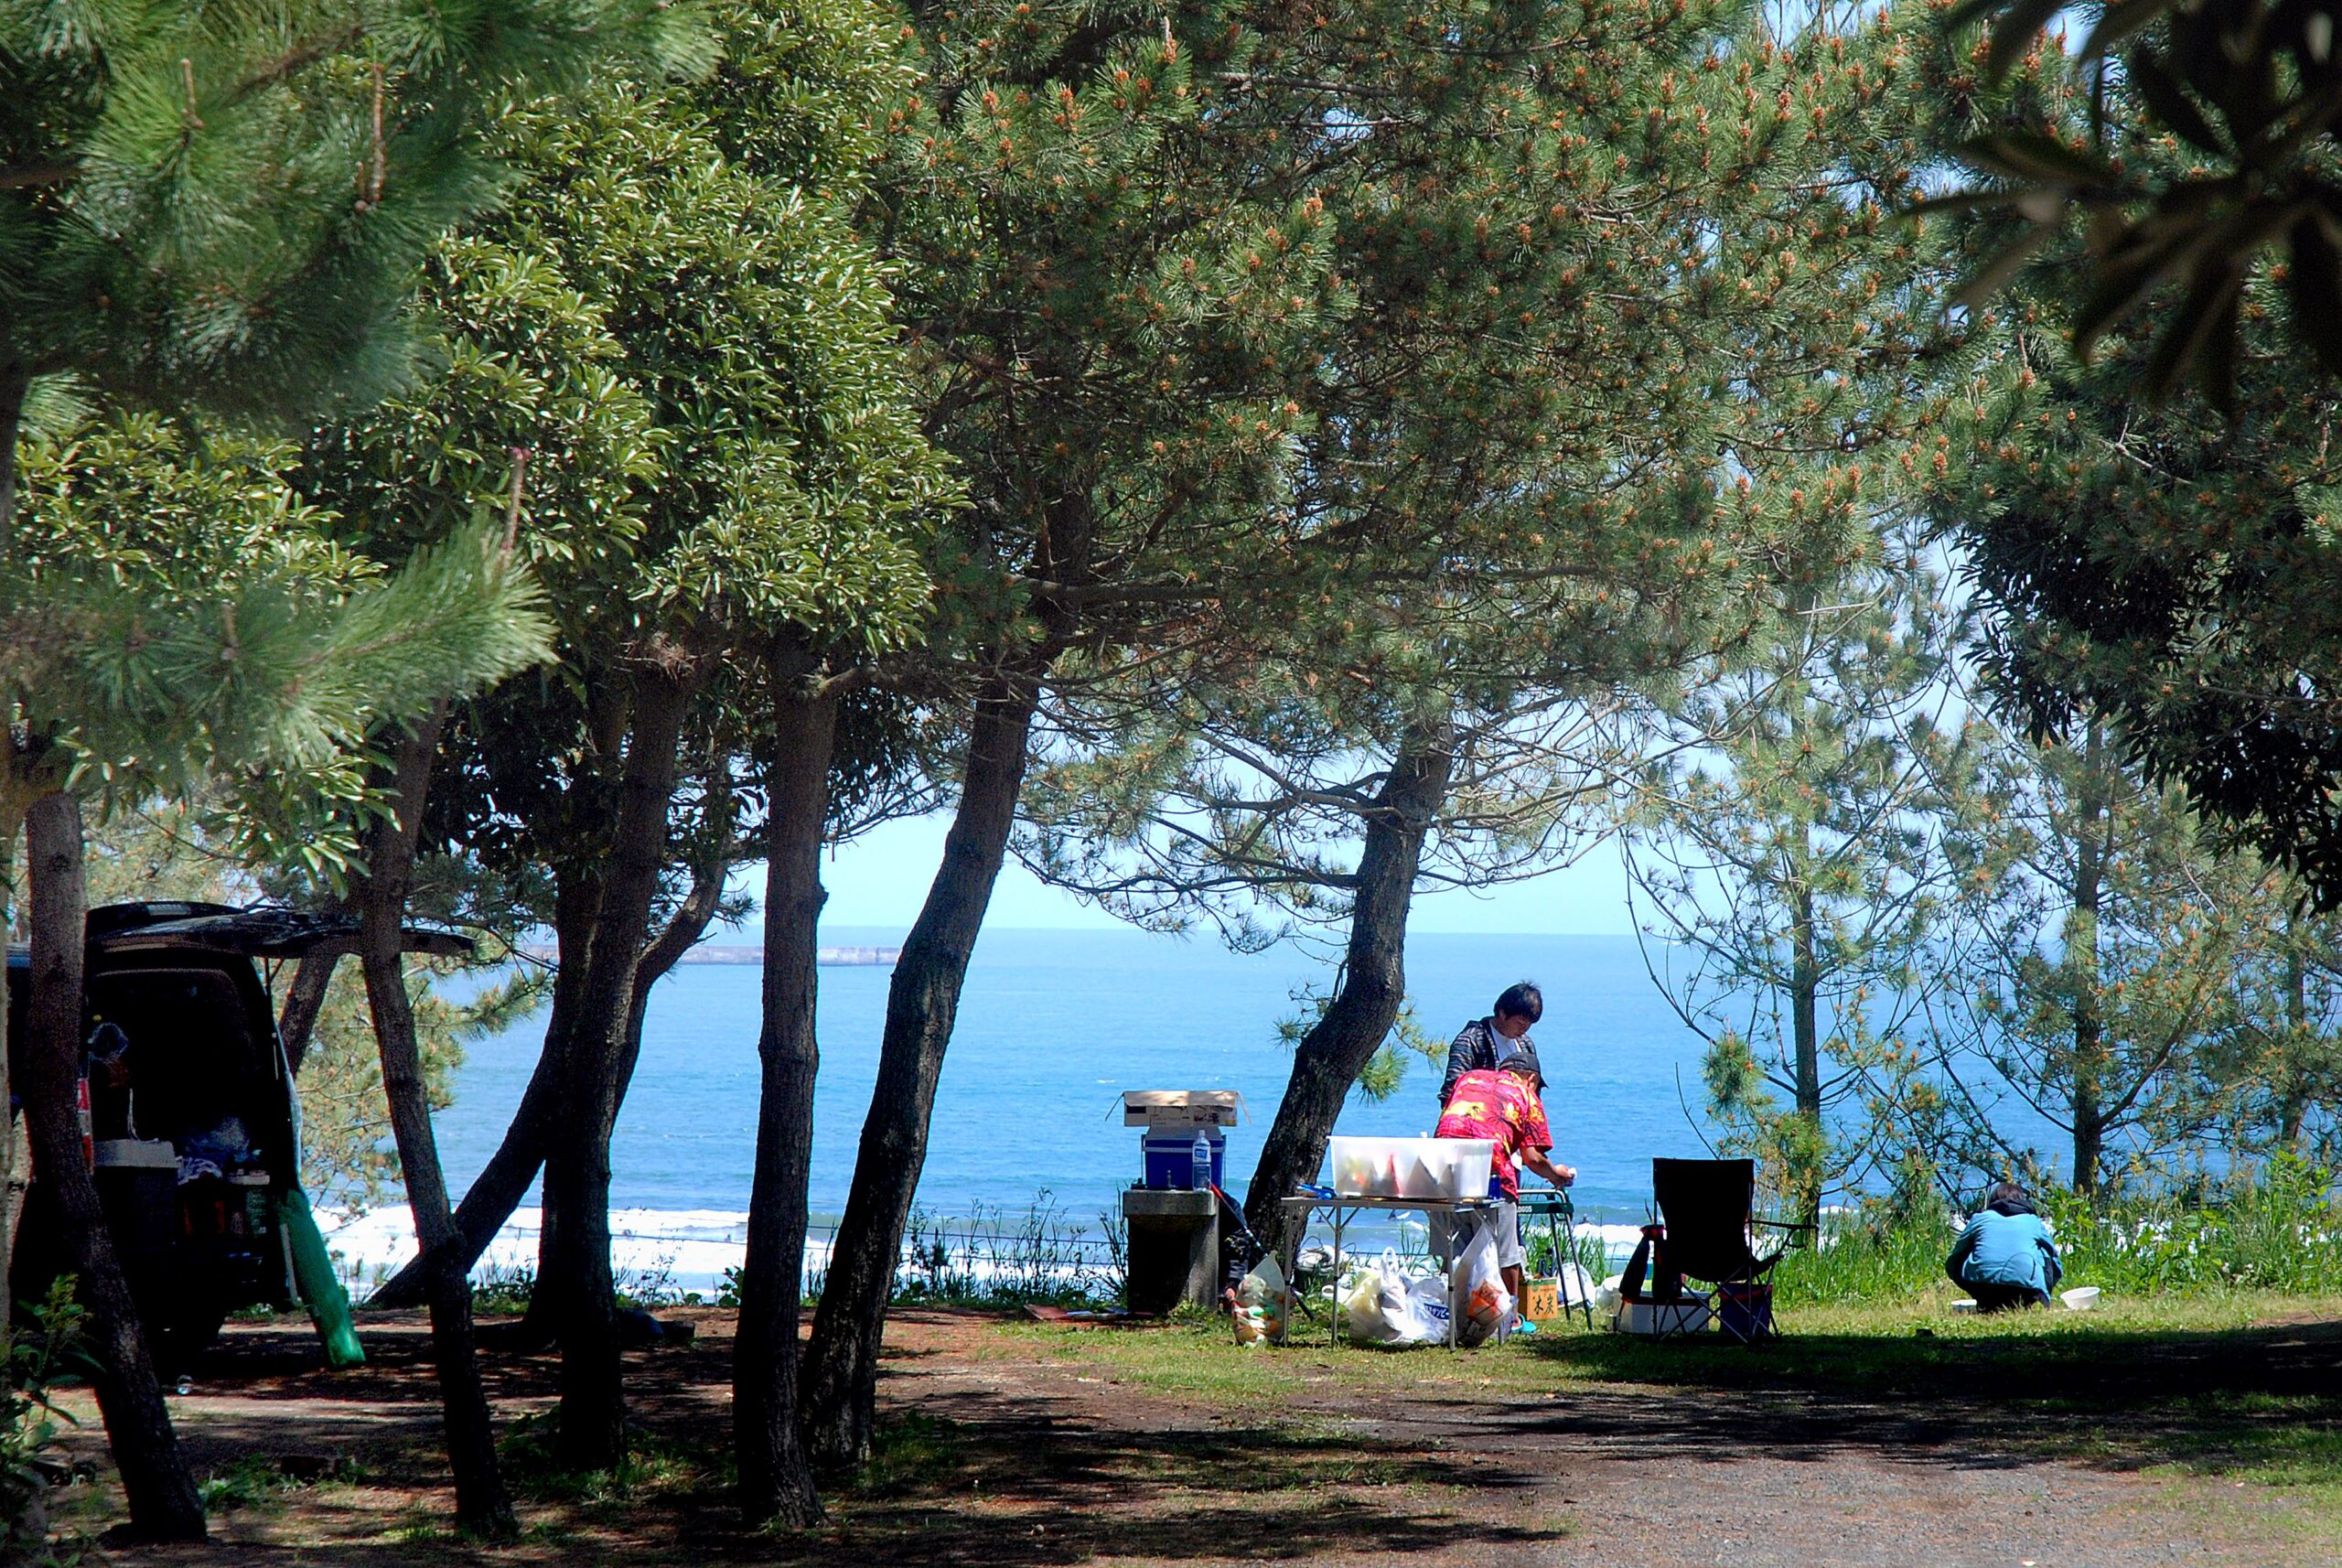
[{"x1": 1649, "y1": 1158, "x2": 1812, "y2": 1345}]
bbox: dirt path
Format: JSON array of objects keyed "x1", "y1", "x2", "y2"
[
  {"x1": 59, "y1": 1307, "x2": 2333, "y2": 1567},
  {"x1": 879, "y1": 1314, "x2": 2320, "y2": 1568}
]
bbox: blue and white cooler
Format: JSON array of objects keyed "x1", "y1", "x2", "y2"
[{"x1": 1123, "y1": 1090, "x2": 1240, "y2": 1189}]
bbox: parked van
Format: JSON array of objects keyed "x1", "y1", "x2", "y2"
[{"x1": 5, "y1": 901, "x2": 461, "y2": 1366}]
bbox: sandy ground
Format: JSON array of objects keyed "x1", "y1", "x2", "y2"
[{"x1": 45, "y1": 1305, "x2": 2337, "y2": 1567}]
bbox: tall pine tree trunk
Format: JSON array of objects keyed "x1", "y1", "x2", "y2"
[
  {"x1": 0, "y1": 786, "x2": 22, "y2": 1343},
  {"x1": 20, "y1": 790, "x2": 208, "y2": 1541},
  {"x1": 1242, "y1": 721, "x2": 1458, "y2": 1262},
  {"x1": 1788, "y1": 876, "x2": 1824, "y2": 1227},
  {"x1": 373, "y1": 871, "x2": 602, "y2": 1313},
  {"x1": 2067, "y1": 722, "x2": 2111, "y2": 1197},
  {"x1": 545, "y1": 664, "x2": 693, "y2": 1471},
  {"x1": 2278, "y1": 945, "x2": 2310, "y2": 1147},
  {"x1": 1, "y1": 371, "x2": 25, "y2": 1339},
  {"x1": 370, "y1": 854, "x2": 725, "y2": 1316},
  {"x1": 0, "y1": 361, "x2": 25, "y2": 541},
  {"x1": 274, "y1": 947, "x2": 340, "y2": 1073},
  {"x1": 356, "y1": 714, "x2": 517, "y2": 1538},
  {"x1": 800, "y1": 672, "x2": 1042, "y2": 1465},
  {"x1": 736, "y1": 653, "x2": 835, "y2": 1525}
]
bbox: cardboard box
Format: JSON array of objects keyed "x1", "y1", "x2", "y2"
[
  {"x1": 1121, "y1": 1090, "x2": 1242, "y2": 1128},
  {"x1": 1521, "y1": 1278, "x2": 1559, "y2": 1321}
]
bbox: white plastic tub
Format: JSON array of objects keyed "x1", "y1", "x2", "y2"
[
  {"x1": 1327, "y1": 1136, "x2": 1496, "y2": 1199},
  {"x1": 1612, "y1": 1292, "x2": 1713, "y2": 1337},
  {"x1": 2060, "y1": 1286, "x2": 2100, "y2": 1312}
]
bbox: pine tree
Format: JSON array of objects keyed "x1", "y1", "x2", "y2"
[
  {"x1": 1911, "y1": 14, "x2": 2342, "y2": 910},
  {"x1": 4, "y1": 417, "x2": 547, "y2": 1540},
  {"x1": 2192, "y1": 869, "x2": 2342, "y2": 1164},
  {"x1": 797, "y1": 0, "x2": 1351, "y2": 1465},
  {"x1": 1625, "y1": 547, "x2": 1989, "y2": 1223},
  {"x1": 946, "y1": 0, "x2": 1961, "y2": 1271},
  {"x1": 294, "y1": 21, "x2": 945, "y2": 1497},
  {"x1": 1936, "y1": 718, "x2": 2249, "y2": 1196}
]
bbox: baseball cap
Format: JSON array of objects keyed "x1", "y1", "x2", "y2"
[{"x1": 1500, "y1": 1043, "x2": 1545, "y2": 1088}]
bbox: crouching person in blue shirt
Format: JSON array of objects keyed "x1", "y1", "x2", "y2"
[{"x1": 1947, "y1": 1181, "x2": 2063, "y2": 1311}]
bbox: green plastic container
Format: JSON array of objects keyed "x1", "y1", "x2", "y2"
[{"x1": 277, "y1": 1186, "x2": 364, "y2": 1369}]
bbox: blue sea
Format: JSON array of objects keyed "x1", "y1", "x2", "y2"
[
  {"x1": 428, "y1": 928, "x2": 1725, "y2": 1231},
  {"x1": 305, "y1": 924, "x2": 2097, "y2": 1293}
]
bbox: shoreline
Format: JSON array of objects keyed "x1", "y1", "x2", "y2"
[{"x1": 319, "y1": 1201, "x2": 1652, "y2": 1300}]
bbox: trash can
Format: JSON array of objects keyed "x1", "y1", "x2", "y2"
[
  {"x1": 1121, "y1": 1187, "x2": 1219, "y2": 1314},
  {"x1": 91, "y1": 1139, "x2": 178, "y2": 1322}
]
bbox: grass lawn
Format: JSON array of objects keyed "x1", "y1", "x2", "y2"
[
  {"x1": 996, "y1": 1286, "x2": 2342, "y2": 1530},
  {"x1": 59, "y1": 1290, "x2": 2342, "y2": 1564}
]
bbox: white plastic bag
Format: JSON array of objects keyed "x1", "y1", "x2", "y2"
[
  {"x1": 1232, "y1": 1254, "x2": 1289, "y2": 1346},
  {"x1": 1450, "y1": 1224, "x2": 1514, "y2": 1348},
  {"x1": 1343, "y1": 1250, "x2": 1438, "y2": 1346},
  {"x1": 1406, "y1": 1273, "x2": 1452, "y2": 1341}
]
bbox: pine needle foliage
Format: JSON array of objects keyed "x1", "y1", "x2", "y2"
[
  {"x1": 1016, "y1": 0, "x2": 1967, "y2": 940},
  {"x1": 5, "y1": 415, "x2": 551, "y2": 873},
  {"x1": 0, "y1": 0, "x2": 715, "y2": 417}
]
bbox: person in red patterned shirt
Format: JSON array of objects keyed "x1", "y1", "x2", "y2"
[{"x1": 1430, "y1": 1047, "x2": 1574, "y2": 1316}]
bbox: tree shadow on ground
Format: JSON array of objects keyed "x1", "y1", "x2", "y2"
[
  {"x1": 131, "y1": 1313, "x2": 1566, "y2": 1567},
  {"x1": 1510, "y1": 1315, "x2": 2342, "y2": 1479},
  {"x1": 176, "y1": 1410, "x2": 1563, "y2": 1568}
]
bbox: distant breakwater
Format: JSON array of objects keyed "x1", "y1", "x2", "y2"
[{"x1": 518, "y1": 943, "x2": 901, "y2": 967}]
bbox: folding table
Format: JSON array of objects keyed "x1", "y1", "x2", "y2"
[{"x1": 1277, "y1": 1192, "x2": 1503, "y2": 1348}]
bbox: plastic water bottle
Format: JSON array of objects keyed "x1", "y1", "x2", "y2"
[{"x1": 1190, "y1": 1131, "x2": 1212, "y2": 1191}]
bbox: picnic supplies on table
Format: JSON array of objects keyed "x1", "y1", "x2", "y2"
[
  {"x1": 1123, "y1": 1090, "x2": 1241, "y2": 1191},
  {"x1": 1233, "y1": 1254, "x2": 1290, "y2": 1346},
  {"x1": 1648, "y1": 1158, "x2": 1811, "y2": 1345},
  {"x1": 1327, "y1": 1136, "x2": 1496, "y2": 1200},
  {"x1": 1450, "y1": 1226, "x2": 1514, "y2": 1348}
]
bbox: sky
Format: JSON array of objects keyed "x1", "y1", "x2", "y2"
[{"x1": 793, "y1": 811, "x2": 1638, "y2": 937}]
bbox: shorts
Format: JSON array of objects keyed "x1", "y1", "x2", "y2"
[{"x1": 1426, "y1": 1200, "x2": 1522, "y2": 1270}]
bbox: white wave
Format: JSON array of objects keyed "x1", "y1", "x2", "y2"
[{"x1": 319, "y1": 1205, "x2": 773, "y2": 1300}]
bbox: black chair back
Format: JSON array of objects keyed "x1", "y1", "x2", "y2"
[{"x1": 1652, "y1": 1158, "x2": 1758, "y2": 1282}]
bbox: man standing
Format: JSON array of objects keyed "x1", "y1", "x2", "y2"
[
  {"x1": 1430, "y1": 1047, "x2": 1574, "y2": 1323},
  {"x1": 1436, "y1": 982, "x2": 1542, "y2": 1111}
]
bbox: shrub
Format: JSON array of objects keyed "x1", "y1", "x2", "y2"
[
  {"x1": 1767, "y1": 1158, "x2": 2342, "y2": 1305},
  {"x1": 3, "y1": 1279, "x2": 89, "y2": 1559}
]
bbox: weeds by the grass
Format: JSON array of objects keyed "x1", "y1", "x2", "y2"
[
  {"x1": 497, "y1": 1410, "x2": 727, "y2": 1507},
  {"x1": 1767, "y1": 1157, "x2": 2342, "y2": 1305},
  {"x1": 850, "y1": 1412, "x2": 966, "y2": 1499},
  {"x1": 197, "y1": 1453, "x2": 361, "y2": 1514},
  {"x1": 2042, "y1": 1155, "x2": 2342, "y2": 1294},
  {"x1": 469, "y1": 1262, "x2": 535, "y2": 1316},
  {"x1": 895, "y1": 1192, "x2": 1126, "y2": 1308}
]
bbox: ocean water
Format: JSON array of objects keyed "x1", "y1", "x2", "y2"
[
  {"x1": 323, "y1": 925, "x2": 2074, "y2": 1291},
  {"x1": 427, "y1": 928, "x2": 1716, "y2": 1222}
]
